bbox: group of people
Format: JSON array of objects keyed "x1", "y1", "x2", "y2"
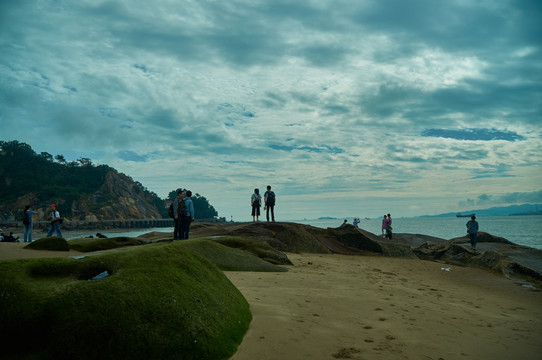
[
  {"x1": 381, "y1": 214, "x2": 393, "y2": 239},
  {"x1": 0, "y1": 231, "x2": 19, "y2": 242},
  {"x1": 251, "y1": 185, "x2": 276, "y2": 222},
  {"x1": 172, "y1": 190, "x2": 196, "y2": 240},
  {"x1": 21, "y1": 203, "x2": 62, "y2": 242}
]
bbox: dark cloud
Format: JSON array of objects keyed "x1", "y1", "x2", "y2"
[
  {"x1": 435, "y1": 129, "x2": 510, "y2": 142},
  {"x1": 269, "y1": 144, "x2": 344, "y2": 154},
  {"x1": 117, "y1": 150, "x2": 148, "y2": 162},
  {"x1": 421, "y1": 128, "x2": 525, "y2": 141}
]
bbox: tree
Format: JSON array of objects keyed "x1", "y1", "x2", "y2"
[
  {"x1": 39, "y1": 152, "x2": 53, "y2": 162},
  {"x1": 167, "y1": 188, "x2": 218, "y2": 220},
  {"x1": 55, "y1": 154, "x2": 66, "y2": 164}
]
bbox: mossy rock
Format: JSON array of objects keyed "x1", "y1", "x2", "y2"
[
  {"x1": 68, "y1": 236, "x2": 149, "y2": 252},
  {"x1": 211, "y1": 236, "x2": 293, "y2": 265},
  {"x1": 0, "y1": 244, "x2": 251, "y2": 360},
  {"x1": 179, "y1": 238, "x2": 288, "y2": 272},
  {"x1": 24, "y1": 236, "x2": 70, "y2": 251}
]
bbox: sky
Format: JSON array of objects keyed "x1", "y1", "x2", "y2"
[{"x1": 1, "y1": 0, "x2": 541, "y2": 221}]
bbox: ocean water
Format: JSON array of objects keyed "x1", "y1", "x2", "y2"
[
  {"x1": 63, "y1": 215, "x2": 542, "y2": 250},
  {"x1": 291, "y1": 215, "x2": 542, "y2": 250}
]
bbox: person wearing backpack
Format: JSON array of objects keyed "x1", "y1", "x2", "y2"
[
  {"x1": 263, "y1": 185, "x2": 276, "y2": 222},
  {"x1": 180, "y1": 190, "x2": 195, "y2": 239},
  {"x1": 172, "y1": 190, "x2": 185, "y2": 240},
  {"x1": 251, "y1": 188, "x2": 262, "y2": 222},
  {"x1": 46, "y1": 203, "x2": 63, "y2": 238},
  {"x1": 22, "y1": 205, "x2": 36, "y2": 242}
]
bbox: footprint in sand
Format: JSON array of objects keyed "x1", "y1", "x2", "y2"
[{"x1": 332, "y1": 347, "x2": 361, "y2": 359}]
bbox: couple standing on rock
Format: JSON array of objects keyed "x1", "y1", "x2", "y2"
[
  {"x1": 251, "y1": 185, "x2": 276, "y2": 222},
  {"x1": 173, "y1": 190, "x2": 195, "y2": 240},
  {"x1": 381, "y1": 214, "x2": 392, "y2": 239}
]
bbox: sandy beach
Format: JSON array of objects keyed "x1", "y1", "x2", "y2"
[
  {"x1": 226, "y1": 253, "x2": 542, "y2": 360},
  {"x1": 1, "y1": 242, "x2": 541, "y2": 359}
]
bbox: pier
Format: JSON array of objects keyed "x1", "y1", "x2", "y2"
[{"x1": 0, "y1": 218, "x2": 175, "y2": 231}]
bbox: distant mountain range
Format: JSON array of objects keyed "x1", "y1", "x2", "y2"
[{"x1": 419, "y1": 204, "x2": 542, "y2": 218}]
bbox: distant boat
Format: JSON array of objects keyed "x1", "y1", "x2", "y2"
[{"x1": 456, "y1": 213, "x2": 475, "y2": 218}]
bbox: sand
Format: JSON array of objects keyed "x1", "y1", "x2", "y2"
[
  {"x1": 2, "y1": 243, "x2": 541, "y2": 359},
  {"x1": 226, "y1": 254, "x2": 542, "y2": 360}
]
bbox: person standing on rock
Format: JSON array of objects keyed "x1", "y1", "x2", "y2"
[
  {"x1": 46, "y1": 204, "x2": 63, "y2": 238},
  {"x1": 22, "y1": 205, "x2": 36, "y2": 242},
  {"x1": 385, "y1": 213, "x2": 393, "y2": 240},
  {"x1": 172, "y1": 190, "x2": 185, "y2": 240},
  {"x1": 251, "y1": 188, "x2": 262, "y2": 222},
  {"x1": 180, "y1": 191, "x2": 195, "y2": 239},
  {"x1": 466, "y1": 215, "x2": 479, "y2": 250},
  {"x1": 381, "y1": 215, "x2": 387, "y2": 236},
  {"x1": 263, "y1": 185, "x2": 276, "y2": 222}
]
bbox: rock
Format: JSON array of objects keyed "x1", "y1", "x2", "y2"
[
  {"x1": 191, "y1": 222, "x2": 542, "y2": 285},
  {"x1": 24, "y1": 236, "x2": 70, "y2": 251}
]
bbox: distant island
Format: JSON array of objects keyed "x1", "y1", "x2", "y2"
[{"x1": 420, "y1": 204, "x2": 542, "y2": 218}]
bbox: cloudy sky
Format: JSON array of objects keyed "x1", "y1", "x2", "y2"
[{"x1": 1, "y1": 0, "x2": 541, "y2": 221}]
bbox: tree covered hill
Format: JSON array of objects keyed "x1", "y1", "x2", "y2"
[{"x1": 0, "y1": 140, "x2": 218, "y2": 220}]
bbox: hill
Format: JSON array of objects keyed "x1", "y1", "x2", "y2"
[{"x1": 0, "y1": 140, "x2": 217, "y2": 222}]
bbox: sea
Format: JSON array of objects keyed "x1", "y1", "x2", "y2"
[
  {"x1": 62, "y1": 215, "x2": 542, "y2": 250},
  {"x1": 293, "y1": 215, "x2": 542, "y2": 250}
]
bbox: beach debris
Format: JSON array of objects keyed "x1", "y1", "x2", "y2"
[
  {"x1": 440, "y1": 267, "x2": 451, "y2": 272},
  {"x1": 88, "y1": 271, "x2": 110, "y2": 281}
]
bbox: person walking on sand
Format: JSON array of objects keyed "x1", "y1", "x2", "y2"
[
  {"x1": 381, "y1": 215, "x2": 387, "y2": 236},
  {"x1": 172, "y1": 190, "x2": 185, "y2": 240},
  {"x1": 22, "y1": 205, "x2": 36, "y2": 242},
  {"x1": 466, "y1": 215, "x2": 479, "y2": 250},
  {"x1": 251, "y1": 188, "x2": 262, "y2": 221},
  {"x1": 46, "y1": 204, "x2": 63, "y2": 238},
  {"x1": 180, "y1": 191, "x2": 195, "y2": 240},
  {"x1": 264, "y1": 185, "x2": 276, "y2": 222}
]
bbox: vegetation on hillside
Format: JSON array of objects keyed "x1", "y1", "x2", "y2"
[{"x1": 0, "y1": 140, "x2": 218, "y2": 219}]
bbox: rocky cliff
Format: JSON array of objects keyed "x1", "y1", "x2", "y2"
[{"x1": 4, "y1": 170, "x2": 163, "y2": 222}]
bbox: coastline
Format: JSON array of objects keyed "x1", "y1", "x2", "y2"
[
  {"x1": 2, "y1": 222, "x2": 542, "y2": 360},
  {"x1": 2, "y1": 242, "x2": 540, "y2": 359}
]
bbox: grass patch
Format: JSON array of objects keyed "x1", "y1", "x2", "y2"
[
  {"x1": 0, "y1": 243, "x2": 251, "y2": 360},
  {"x1": 24, "y1": 236, "x2": 70, "y2": 251},
  {"x1": 178, "y1": 238, "x2": 288, "y2": 272},
  {"x1": 68, "y1": 236, "x2": 149, "y2": 252}
]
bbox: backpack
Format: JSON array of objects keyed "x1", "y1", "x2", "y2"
[
  {"x1": 51, "y1": 211, "x2": 63, "y2": 225},
  {"x1": 22, "y1": 211, "x2": 30, "y2": 225},
  {"x1": 179, "y1": 198, "x2": 188, "y2": 217},
  {"x1": 266, "y1": 191, "x2": 276, "y2": 206},
  {"x1": 168, "y1": 203, "x2": 174, "y2": 218}
]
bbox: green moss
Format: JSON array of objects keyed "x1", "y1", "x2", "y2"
[
  {"x1": 68, "y1": 236, "x2": 148, "y2": 252},
  {"x1": 178, "y1": 238, "x2": 288, "y2": 272},
  {"x1": 0, "y1": 244, "x2": 251, "y2": 360},
  {"x1": 24, "y1": 237, "x2": 70, "y2": 251},
  {"x1": 212, "y1": 236, "x2": 293, "y2": 265}
]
